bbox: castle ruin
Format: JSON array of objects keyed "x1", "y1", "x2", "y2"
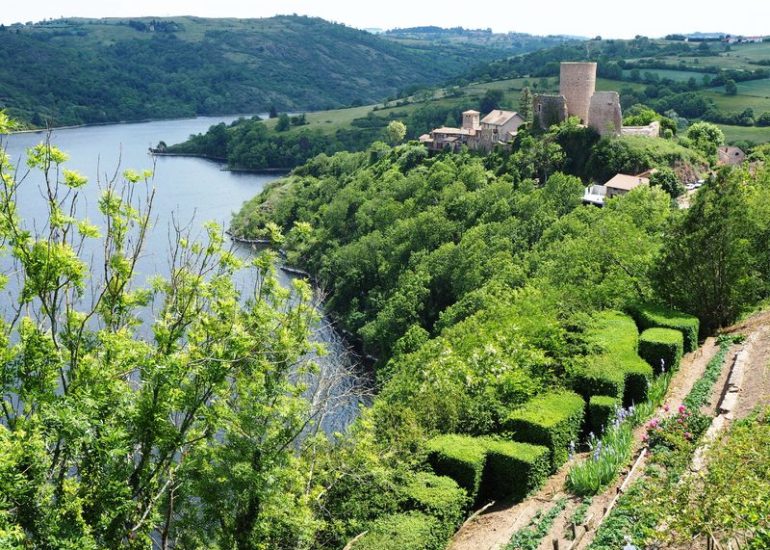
[{"x1": 534, "y1": 62, "x2": 656, "y2": 138}]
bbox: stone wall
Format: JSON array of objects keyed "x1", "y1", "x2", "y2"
[
  {"x1": 559, "y1": 62, "x2": 597, "y2": 123},
  {"x1": 621, "y1": 121, "x2": 660, "y2": 138},
  {"x1": 533, "y1": 94, "x2": 568, "y2": 129},
  {"x1": 588, "y1": 91, "x2": 622, "y2": 137}
]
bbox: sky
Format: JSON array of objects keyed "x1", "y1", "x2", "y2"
[{"x1": 4, "y1": 0, "x2": 770, "y2": 39}]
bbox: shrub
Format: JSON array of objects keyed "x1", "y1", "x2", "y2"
[
  {"x1": 400, "y1": 473, "x2": 468, "y2": 539},
  {"x1": 504, "y1": 391, "x2": 585, "y2": 471},
  {"x1": 631, "y1": 304, "x2": 700, "y2": 352},
  {"x1": 480, "y1": 439, "x2": 550, "y2": 502},
  {"x1": 571, "y1": 356, "x2": 625, "y2": 401},
  {"x1": 425, "y1": 435, "x2": 487, "y2": 503},
  {"x1": 589, "y1": 395, "x2": 620, "y2": 435},
  {"x1": 622, "y1": 357, "x2": 653, "y2": 406},
  {"x1": 572, "y1": 311, "x2": 652, "y2": 406},
  {"x1": 352, "y1": 511, "x2": 444, "y2": 550},
  {"x1": 638, "y1": 328, "x2": 684, "y2": 374}
]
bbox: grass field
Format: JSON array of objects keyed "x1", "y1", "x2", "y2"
[
  {"x1": 703, "y1": 90, "x2": 770, "y2": 115},
  {"x1": 718, "y1": 124, "x2": 770, "y2": 144},
  {"x1": 622, "y1": 69, "x2": 709, "y2": 82}
]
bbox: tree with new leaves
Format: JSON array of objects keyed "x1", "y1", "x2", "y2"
[
  {"x1": 385, "y1": 120, "x2": 407, "y2": 145},
  {"x1": 686, "y1": 121, "x2": 724, "y2": 162},
  {"x1": 0, "y1": 134, "x2": 324, "y2": 548}
]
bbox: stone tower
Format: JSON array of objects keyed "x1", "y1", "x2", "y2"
[
  {"x1": 588, "y1": 91, "x2": 622, "y2": 137},
  {"x1": 559, "y1": 62, "x2": 597, "y2": 123},
  {"x1": 462, "y1": 110, "x2": 480, "y2": 130}
]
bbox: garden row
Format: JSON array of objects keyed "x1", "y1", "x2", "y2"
[{"x1": 351, "y1": 305, "x2": 698, "y2": 549}]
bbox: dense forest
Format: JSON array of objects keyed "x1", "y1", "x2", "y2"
[
  {"x1": 1, "y1": 105, "x2": 770, "y2": 548},
  {"x1": 0, "y1": 16, "x2": 568, "y2": 127}
]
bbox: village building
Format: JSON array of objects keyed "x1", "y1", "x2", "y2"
[
  {"x1": 583, "y1": 173, "x2": 650, "y2": 206},
  {"x1": 421, "y1": 109, "x2": 525, "y2": 152},
  {"x1": 717, "y1": 146, "x2": 746, "y2": 166}
]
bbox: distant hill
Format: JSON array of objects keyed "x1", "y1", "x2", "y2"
[{"x1": 0, "y1": 16, "x2": 564, "y2": 127}]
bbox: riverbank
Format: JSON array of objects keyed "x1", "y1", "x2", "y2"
[
  {"x1": 151, "y1": 151, "x2": 293, "y2": 175},
  {"x1": 6, "y1": 112, "x2": 266, "y2": 136}
]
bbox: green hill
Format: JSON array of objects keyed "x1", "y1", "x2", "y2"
[{"x1": 0, "y1": 16, "x2": 564, "y2": 127}]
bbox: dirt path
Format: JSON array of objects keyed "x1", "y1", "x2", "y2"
[
  {"x1": 726, "y1": 311, "x2": 770, "y2": 418},
  {"x1": 450, "y1": 339, "x2": 720, "y2": 550}
]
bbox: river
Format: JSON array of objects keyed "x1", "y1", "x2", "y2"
[{"x1": 1, "y1": 116, "x2": 369, "y2": 434}]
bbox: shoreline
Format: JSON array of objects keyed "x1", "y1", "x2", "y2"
[
  {"x1": 152, "y1": 152, "x2": 292, "y2": 174},
  {"x1": 7, "y1": 112, "x2": 265, "y2": 135}
]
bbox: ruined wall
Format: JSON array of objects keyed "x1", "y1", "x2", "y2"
[
  {"x1": 533, "y1": 94, "x2": 568, "y2": 129},
  {"x1": 559, "y1": 62, "x2": 597, "y2": 123},
  {"x1": 588, "y1": 91, "x2": 622, "y2": 137},
  {"x1": 621, "y1": 121, "x2": 661, "y2": 138}
]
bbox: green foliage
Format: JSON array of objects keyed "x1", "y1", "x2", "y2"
[
  {"x1": 631, "y1": 303, "x2": 700, "y2": 352},
  {"x1": 386, "y1": 120, "x2": 407, "y2": 145},
  {"x1": 504, "y1": 498, "x2": 567, "y2": 550},
  {"x1": 654, "y1": 167, "x2": 770, "y2": 334},
  {"x1": 0, "y1": 141, "x2": 324, "y2": 548},
  {"x1": 480, "y1": 439, "x2": 550, "y2": 502},
  {"x1": 638, "y1": 328, "x2": 684, "y2": 374},
  {"x1": 647, "y1": 406, "x2": 711, "y2": 453},
  {"x1": 649, "y1": 166, "x2": 685, "y2": 198},
  {"x1": 588, "y1": 395, "x2": 621, "y2": 435},
  {"x1": 400, "y1": 473, "x2": 468, "y2": 540},
  {"x1": 668, "y1": 409, "x2": 770, "y2": 547},
  {"x1": 504, "y1": 391, "x2": 585, "y2": 471},
  {"x1": 683, "y1": 335, "x2": 736, "y2": 410},
  {"x1": 425, "y1": 435, "x2": 487, "y2": 503},
  {"x1": 686, "y1": 121, "x2": 725, "y2": 160},
  {"x1": 566, "y1": 423, "x2": 634, "y2": 496},
  {"x1": 0, "y1": 16, "x2": 520, "y2": 127},
  {"x1": 586, "y1": 135, "x2": 707, "y2": 183},
  {"x1": 571, "y1": 312, "x2": 653, "y2": 406},
  {"x1": 352, "y1": 512, "x2": 445, "y2": 550}
]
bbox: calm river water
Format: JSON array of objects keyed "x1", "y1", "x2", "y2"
[{"x1": 1, "y1": 116, "x2": 368, "y2": 434}]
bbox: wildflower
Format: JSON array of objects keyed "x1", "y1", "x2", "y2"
[
  {"x1": 684, "y1": 432, "x2": 692, "y2": 440},
  {"x1": 663, "y1": 404, "x2": 670, "y2": 412},
  {"x1": 648, "y1": 418, "x2": 659, "y2": 429},
  {"x1": 678, "y1": 404, "x2": 686, "y2": 414},
  {"x1": 660, "y1": 359, "x2": 666, "y2": 373}
]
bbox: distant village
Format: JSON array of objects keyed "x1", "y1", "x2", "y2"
[{"x1": 419, "y1": 61, "x2": 747, "y2": 207}]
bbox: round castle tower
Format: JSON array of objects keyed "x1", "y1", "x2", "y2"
[{"x1": 559, "y1": 62, "x2": 597, "y2": 123}]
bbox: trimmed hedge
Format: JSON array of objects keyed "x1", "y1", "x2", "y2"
[
  {"x1": 623, "y1": 358, "x2": 653, "y2": 406},
  {"x1": 353, "y1": 511, "x2": 444, "y2": 550},
  {"x1": 401, "y1": 473, "x2": 468, "y2": 539},
  {"x1": 588, "y1": 395, "x2": 620, "y2": 435},
  {"x1": 426, "y1": 435, "x2": 487, "y2": 503},
  {"x1": 480, "y1": 439, "x2": 550, "y2": 502},
  {"x1": 631, "y1": 304, "x2": 700, "y2": 353},
  {"x1": 572, "y1": 311, "x2": 652, "y2": 406},
  {"x1": 504, "y1": 391, "x2": 585, "y2": 472},
  {"x1": 638, "y1": 328, "x2": 684, "y2": 374},
  {"x1": 571, "y1": 356, "x2": 625, "y2": 401}
]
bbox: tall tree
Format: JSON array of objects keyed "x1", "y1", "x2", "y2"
[
  {"x1": 655, "y1": 168, "x2": 768, "y2": 332},
  {"x1": 518, "y1": 87, "x2": 533, "y2": 123}
]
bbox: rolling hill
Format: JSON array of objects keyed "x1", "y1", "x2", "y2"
[{"x1": 0, "y1": 16, "x2": 568, "y2": 127}]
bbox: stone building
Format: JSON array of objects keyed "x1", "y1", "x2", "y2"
[
  {"x1": 560, "y1": 62, "x2": 597, "y2": 123},
  {"x1": 421, "y1": 109, "x2": 524, "y2": 152},
  {"x1": 534, "y1": 61, "x2": 654, "y2": 138},
  {"x1": 587, "y1": 91, "x2": 622, "y2": 137},
  {"x1": 717, "y1": 146, "x2": 746, "y2": 166}
]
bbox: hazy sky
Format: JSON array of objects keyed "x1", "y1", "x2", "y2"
[{"x1": 3, "y1": 0, "x2": 770, "y2": 39}]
